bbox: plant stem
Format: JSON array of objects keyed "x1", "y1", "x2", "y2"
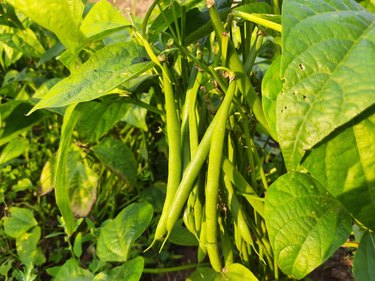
[{"x1": 143, "y1": 263, "x2": 209, "y2": 273}]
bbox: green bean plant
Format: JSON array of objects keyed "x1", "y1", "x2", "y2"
[{"x1": 1, "y1": 0, "x2": 375, "y2": 280}]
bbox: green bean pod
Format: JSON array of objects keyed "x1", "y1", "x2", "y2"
[
  {"x1": 198, "y1": 207, "x2": 208, "y2": 263},
  {"x1": 205, "y1": 79, "x2": 237, "y2": 272},
  {"x1": 149, "y1": 63, "x2": 182, "y2": 248}
]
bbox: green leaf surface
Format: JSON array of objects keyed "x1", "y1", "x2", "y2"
[
  {"x1": 264, "y1": 172, "x2": 352, "y2": 279},
  {"x1": 0, "y1": 138, "x2": 29, "y2": 165},
  {"x1": 107, "y1": 257, "x2": 144, "y2": 281},
  {"x1": 219, "y1": 264, "x2": 259, "y2": 281},
  {"x1": 80, "y1": 0, "x2": 130, "y2": 38},
  {"x1": 3, "y1": 207, "x2": 37, "y2": 238},
  {"x1": 93, "y1": 137, "x2": 137, "y2": 186},
  {"x1": 16, "y1": 226, "x2": 45, "y2": 267},
  {"x1": 353, "y1": 231, "x2": 375, "y2": 281},
  {"x1": 54, "y1": 259, "x2": 94, "y2": 281},
  {"x1": 6, "y1": 0, "x2": 85, "y2": 50},
  {"x1": 96, "y1": 202, "x2": 153, "y2": 262},
  {"x1": 277, "y1": 0, "x2": 375, "y2": 169},
  {"x1": 28, "y1": 42, "x2": 153, "y2": 114},
  {"x1": 302, "y1": 110, "x2": 375, "y2": 230},
  {"x1": 261, "y1": 56, "x2": 281, "y2": 141}
]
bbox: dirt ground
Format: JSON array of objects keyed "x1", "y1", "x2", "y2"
[{"x1": 91, "y1": 0, "x2": 153, "y2": 16}]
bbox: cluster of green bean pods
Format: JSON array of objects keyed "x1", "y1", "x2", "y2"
[{"x1": 140, "y1": 2, "x2": 277, "y2": 277}]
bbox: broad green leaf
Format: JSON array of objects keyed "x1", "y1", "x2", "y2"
[
  {"x1": 6, "y1": 0, "x2": 85, "y2": 51},
  {"x1": 3, "y1": 207, "x2": 37, "y2": 238},
  {"x1": 80, "y1": 0, "x2": 130, "y2": 38},
  {"x1": 69, "y1": 160, "x2": 98, "y2": 217},
  {"x1": 217, "y1": 263, "x2": 259, "y2": 281},
  {"x1": 76, "y1": 100, "x2": 132, "y2": 142},
  {"x1": 54, "y1": 104, "x2": 81, "y2": 236},
  {"x1": 16, "y1": 226, "x2": 45, "y2": 267},
  {"x1": 0, "y1": 138, "x2": 29, "y2": 165},
  {"x1": 28, "y1": 42, "x2": 154, "y2": 114},
  {"x1": 54, "y1": 259, "x2": 94, "y2": 281},
  {"x1": 264, "y1": 172, "x2": 352, "y2": 279},
  {"x1": 107, "y1": 256, "x2": 144, "y2": 281},
  {"x1": 277, "y1": 0, "x2": 375, "y2": 169},
  {"x1": 96, "y1": 202, "x2": 153, "y2": 262},
  {"x1": 93, "y1": 137, "x2": 137, "y2": 186},
  {"x1": 353, "y1": 231, "x2": 375, "y2": 281},
  {"x1": 261, "y1": 56, "x2": 281, "y2": 141},
  {"x1": 302, "y1": 111, "x2": 375, "y2": 230},
  {"x1": 0, "y1": 102, "x2": 44, "y2": 146}
]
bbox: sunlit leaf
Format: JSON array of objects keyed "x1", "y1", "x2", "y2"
[
  {"x1": 265, "y1": 172, "x2": 352, "y2": 279},
  {"x1": 28, "y1": 42, "x2": 153, "y2": 114},
  {"x1": 6, "y1": 0, "x2": 85, "y2": 50},
  {"x1": 80, "y1": 0, "x2": 130, "y2": 38},
  {"x1": 277, "y1": 0, "x2": 375, "y2": 169},
  {"x1": 302, "y1": 110, "x2": 375, "y2": 230}
]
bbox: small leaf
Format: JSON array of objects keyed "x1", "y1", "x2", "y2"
[
  {"x1": 80, "y1": 0, "x2": 130, "y2": 38},
  {"x1": 277, "y1": 0, "x2": 375, "y2": 169},
  {"x1": 107, "y1": 256, "x2": 144, "y2": 281},
  {"x1": 54, "y1": 259, "x2": 94, "y2": 281},
  {"x1": 16, "y1": 226, "x2": 45, "y2": 267},
  {"x1": 353, "y1": 231, "x2": 375, "y2": 281},
  {"x1": 0, "y1": 138, "x2": 29, "y2": 165},
  {"x1": 93, "y1": 137, "x2": 137, "y2": 186},
  {"x1": 6, "y1": 0, "x2": 85, "y2": 50},
  {"x1": 96, "y1": 202, "x2": 153, "y2": 262},
  {"x1": 265, "y1": 172, "x2": 352, "y2": 279},
  {"x1": 218, "y1": 263, "x2": 259, "y2": 281},
  {"x1": 28, "y1": 42, "x2": 153, "y2": 114},
  {"x1": 73, "y1": 232, "x2": 83, "y2": 258},
  {"x1": 3, "y1": 207, "x2": 37, "y2": 238}
]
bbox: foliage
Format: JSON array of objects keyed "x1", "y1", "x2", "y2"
[{"x1": 0, "y1": 0, "x2": 374, "y2": 280}]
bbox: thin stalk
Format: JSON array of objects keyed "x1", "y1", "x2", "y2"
[
  {"x1": 143, "y1": 263, "x2": 209, "y2": 273},
  {"x1": 232, "y1": 11, "x2": 282, "y2": 32}
]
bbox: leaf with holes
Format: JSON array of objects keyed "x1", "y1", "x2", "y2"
[{"x1": 277, "y1": 0, "x2": 375, "y2": 169}]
